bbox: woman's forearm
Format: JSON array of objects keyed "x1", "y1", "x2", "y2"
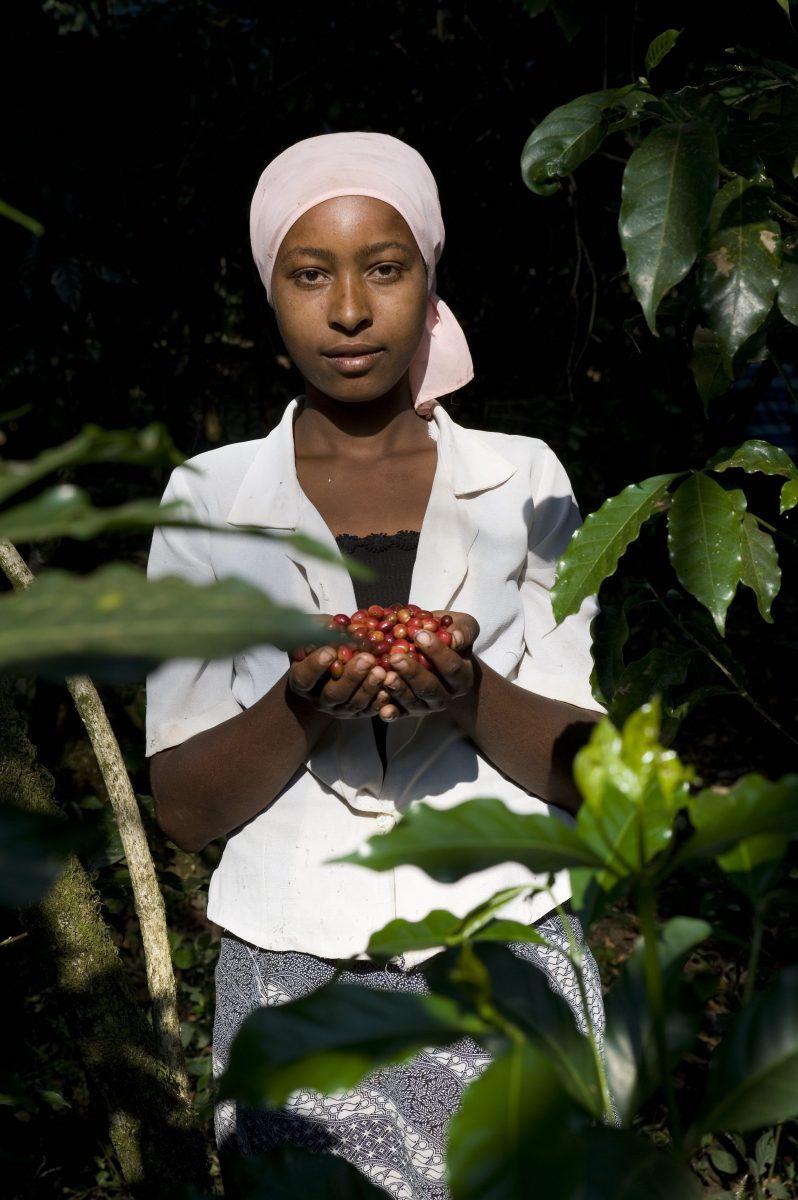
[
  {"x1": 149, "y1": 672, "x2": 334, "y2": 852},
  {"x1": 447, "y1": 657, "x2": 602, "y2": 815}
]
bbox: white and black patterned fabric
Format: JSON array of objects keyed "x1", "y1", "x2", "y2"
[{"x1": 212, "y1": 910, "x2": 609, "y2": 1199}]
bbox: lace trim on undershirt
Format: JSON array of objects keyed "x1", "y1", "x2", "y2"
[{"x1": 334, "y1": 529, "x2": 421, "y2": 553}]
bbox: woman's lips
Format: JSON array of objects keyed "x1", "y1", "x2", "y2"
[{"x1": 323, "y1": 350, "x2": 385, "y2": 373}]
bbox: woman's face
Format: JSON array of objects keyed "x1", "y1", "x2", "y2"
[{"x1": 271, "y1": 195, "x2": 429, "y2": 406}]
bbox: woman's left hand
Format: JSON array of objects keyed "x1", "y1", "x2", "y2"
[{"x1": 376, "y1": 610, "x2": 480, "y2": 722}]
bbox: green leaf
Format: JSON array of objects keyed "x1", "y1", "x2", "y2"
[
  {"x1": 219, "y1": 1145, "x2": 386, "y2": 1199},
  {"x1": 589, "y1": 599, "x2": 630, "y2": 708},
  {"x1": 610, "y1": 646, "x2": 693, "y2": 726},
  {"x1": 0, "y1": 563, "x2": 330, "y2": 681},
  {"x1": 0, "y1": 198, "x2": 45, "y2": 237},
  {"x1": 675, "y1": 773, "x2": 798, "y2": 869},
  {"x1": 777, "y1": 259, "x2": 798, "y2": 324},
  {"x1": 439, "y1": 941, "x2": 606, "y2": 1117},
  {"x1": 689, "y1": 326, "x2": 734, "y2": 411},
  {"x1": 521, "y1": 87, "x2": 636, "y2": 196},
  {"x1": 0, "y1": 423, "x2": 186, "y2": 506},
  {"x1": 448, "y1": 1039, "x2": 700, "y2": 1199},
  {"x1": 619, "y1": 122, "x2": 718, "y2": 333},
  {"x1": 667, "y1": 473, "x2": 746, "y2": 635},
  {"x1": 552, "y1": 475, "x2": 679, "y2": 624},
  {"x1": 604, "y1": 917, "x2": 710, "y2": 1123},
  {"x1": 366, "y1": 886, "x2": 545, "y2": 961},
  {"x1": 330, "y1": 798, "x2": 603, "y2": 882},
  {"x1": 0, "y1": 806, "x2": 88, "y2": 908},
  {"x1": 693, "y1": 965, "x2": 798, "y2": 1133},
  {"x1": 699, "y1": 181, "x2": 781, "y2": 370},
  {"x1": 574, "y1": 698, "x2": 695, "y2": 886},
  {"x1": 216, "y1": 983, "x2": 487, "y2": 1108},
  {"x1": 738, "y1": 512, "x2": 781, "y2": 622},
  {"x1": 644, "y1": 29, "x2": 682, "y2": 73},
  {"x1": 707, "y1": 438, "x2": 798, "y2": 516}
]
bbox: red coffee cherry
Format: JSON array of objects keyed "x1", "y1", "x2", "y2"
[
  {"x1": 416, "y1": 651, "x2": 432, "y2": 669},
  {"x1": 377, "y1": 618, "x2": 396, "y2": 634},
  {"x1": 390, "y1": 640, "x2": 411, "y2": 654},
  {"x1": 378, "y1": 654, "x2": 392, "y2": 670},
  {"x1": 367, "y1": 630, "x2": 385, "y2": 645},
  {"x1": 291, "y1": 647, "x2": 306, "y2": 662},
  {"x1": 368, "y1": 604, "x2": 385, "y2": 619},
  {"x1": 329, "y1": 660, "x2": 344, "y2": 679},
  {"x1": 333, "y1": 613, "x2": 350, "y2": 626},
  {"x1": 352, "y1": 609, "x2": 369, "y2": 621},
  {"x1": 407, "y1": 604, "x2": 421, "y2": 615},
  {"x1": 337, "y1": 645, "x2": 354, "y2": 663},
  {"x1": 436, "y1": 629, "x2": 453, "y2": 647},
  {"x1": 396, "y1": 607, "x2": 412, "y2": 624},
  {"x1": 392, "y1": 623, "x2": 408, "y2": 640},
  {"x1": 439, "y1": 614, "x2": 453, "y2": 628},
  {"x1": 421, "y1": 617, "x2": 439, "y2": 632}
]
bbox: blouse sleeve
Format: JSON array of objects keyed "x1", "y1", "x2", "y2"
[
  {"x1": 513, "y1": 442, "x2": 606, "y2": 714},
  {"x1": 144, "y1": 464, "x2": 244, "y2": 757}
]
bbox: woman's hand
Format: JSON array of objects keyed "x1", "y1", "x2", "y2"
[
  {"x1": 288, "y1": 615, "x2": 390, "y2": 718},
  {"x1": 376, "y1": 610, "x2": 480, "y2": 722}
]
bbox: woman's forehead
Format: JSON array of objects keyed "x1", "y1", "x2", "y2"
[{"x1": 277, "y1": 195, "x2": 419, "y2": 259}]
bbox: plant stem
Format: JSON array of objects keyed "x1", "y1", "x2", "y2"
[
  {"x1": 647, "y1": 584, "x2": 798, "y2": 749},
  {"x1": 636, "y1": 882, "x2": 681, "y2": 1141},
  {"x1": 0, "y1": 537, "x2": 191, "y2": 1104},
  {"x1": 552, "y1": 898, "x2": 616, "y2": 1126}
]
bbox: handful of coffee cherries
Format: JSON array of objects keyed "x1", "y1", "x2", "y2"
[{"x1": 291, "y1": 604, "x2": 456, "y2": 678}]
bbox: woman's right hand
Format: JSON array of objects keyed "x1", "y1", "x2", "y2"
[{"x1": 288, "y1": 641, "x2": 390, "y2": 719}]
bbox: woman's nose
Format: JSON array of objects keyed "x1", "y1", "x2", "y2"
[{"x1": 327, "y1": 272, "x2": 373, "y2": 330}]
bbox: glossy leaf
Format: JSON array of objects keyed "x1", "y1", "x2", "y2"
[
  {"x1": 0, "y1": 422, "x2": 186, "y2": 506},
  {"x1": 0, "y1": 563, "x2": 330, "y2": 680},
  {"x1": 675, "y1": 773, "x2": 798, "y2": 868},
  {"x1": 216, "y1": 983, "x2": 487, "y2": 1108},
  {"x1": 693, "y1": 965, "x2": 798, "y2": 1133},
  {"x1": 366, "y1": 887, "x2": 546, "y2": 961},
  {"x1": 667, "y1": 473, "x2": 746, "y2": 635},
  {"x1": 738, "y1": 512, "x2": 781, "y2": 621},
  {"x1": 520, "y1": 87, "x2": 635, "y2": 196},
  {"x1": 644, "y1": 28, "x2": 681, "y2": 73},
  {"x1": 573, "y1": 698, "x2": 695, "y2": 887},
  {"x1": 699, "y1": 180, "x2": 781, "y2": 369},
  {"x1": 551, "y1": 474, "x2": 679, "y2": 624},
  {"x1": 708, "y1": 437, "x2": 798, "y2": 516},
  {"x1": 689, "y1": 325, "x2": 733, "y2": 411},
  {"x1": 777, "y1": 259, "x2": 798, "y2": 324},
  {"x1": 619, "y1": 122, "x2": 718, "y2": 333},
  {"x1": 604, "y1": 917, "x2": 710, "y2": 1123},
  {"x1": 331, "y1": 798, "x2": 603, "y2": 883},
  {"x1": 589, "y1": 600, "x2": 629, "y2": 709},
  {"x1": 610, "y1": 646, "x2": 693, "y2": 726}
]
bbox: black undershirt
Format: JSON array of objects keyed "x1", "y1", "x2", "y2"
[{"x1": 334, "y1": 529, "x2": 421, "y2": 775}]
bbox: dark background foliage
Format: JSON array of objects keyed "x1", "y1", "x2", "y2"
[{"x1": 2, "y1": 2, "x2": 797, "y2": 1196}]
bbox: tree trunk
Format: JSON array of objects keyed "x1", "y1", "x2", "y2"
[{"x1": 0, "y1": 677, "x2": 215, "y2": 1198}]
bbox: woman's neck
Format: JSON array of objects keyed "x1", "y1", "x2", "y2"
[{"x1": 294, "y1": 385, "x2": 433, "y2": 465}]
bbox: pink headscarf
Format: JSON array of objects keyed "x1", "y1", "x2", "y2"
[{"x1": 249, "y1": 130, "x2": 474, "y2": 419}]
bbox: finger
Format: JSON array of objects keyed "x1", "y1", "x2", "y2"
[
  {"x1": 376, "y1": 701, "x2": 403, "y2": 722},
  {"x1": 340, "y1": 663, "x2": 389, "y2": 716},
  {"x1": 388, "y1": 653, "x2": 447, "y2": 710},
  {"x1": 411, "y1": 632, "x2": 472, "y2": 693},
  {"x1": 322, "y1": 652, "x2": 377, "y2": 708},
  {"x1": 381, "y1": 670, "x2": 419, "y2": 713},
  {"x1": 290, "y1": 645, "x2": 339, "y2": 694}
]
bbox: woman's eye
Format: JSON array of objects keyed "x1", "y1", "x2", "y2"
[{"x1": 293, "y1": 264, "x2": 402, "y2": 286}]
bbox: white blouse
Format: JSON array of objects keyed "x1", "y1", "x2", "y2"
[{"x1": 145, "y1": 396, "x2": 604, "y2": 967}]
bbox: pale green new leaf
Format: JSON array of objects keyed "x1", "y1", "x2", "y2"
[
  {"x1": 667, "y1": 473, "x2": 746, "y2": 635},
  {"x1": 693, "y1": 965, "x2": 798, "y2": 1133},
  {"x1": 644, "y1": 29, "x2": 681, "y2": 74},
  {"x1": 619, "y1": 122, "x2": 718, "y2": 333},
  {"x1": 330, "y1": 798, "x2": 603, "y2": 882},
  {"x1": 0, "y1": 562, "x2": 329, "y2": 679},
  {"x1": 738, "y1": 511, "x2": 781, "y2": 621},
  {"x1": 551, "y1": 474, "x2": 679, "y2": 624},
  {"x1": 520, "y1": 87, "x2": 635, "y2": 196},
  {"x1": 707, "y1": 438, "x2": 798, "y2": 516},
  {"x1": 573, "y1": 698, "x2": 695, "y2": 886}
]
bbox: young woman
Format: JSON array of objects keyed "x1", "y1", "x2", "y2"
[{"x1": 146, "y1": 131, "x2": 609, "y2": 1199}]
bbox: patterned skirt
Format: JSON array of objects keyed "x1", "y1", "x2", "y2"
[{"x1": 212, "y1": 910, "x2": 607, "y2": 1200}]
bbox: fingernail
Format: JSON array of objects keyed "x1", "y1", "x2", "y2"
[
  {"x1": 319, "y1": 650, "x2": 335, "y2": 665},
  {"x1": 415, "y1": 631, "x2": 431, "y2": 646},
  {"x1": 357, "y1": 655, "x2": 373, "y2": 669},
  {"x1": 391, "y1": 656, "x2": 407, "y2": 670},
  {"x1": 452, "y1": 631, "x2": 463, "y2": 648}
]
